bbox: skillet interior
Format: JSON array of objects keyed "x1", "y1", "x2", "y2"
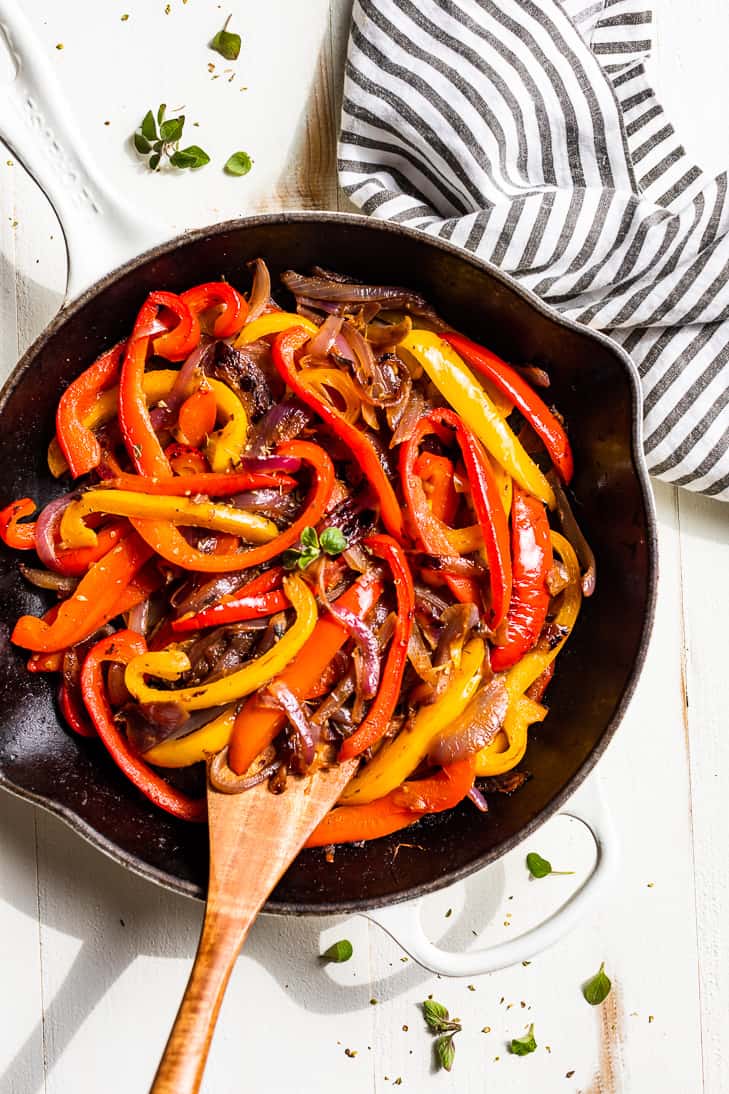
[{"x1": 0, "y1": 213, "x2": 656, "y2": 914}]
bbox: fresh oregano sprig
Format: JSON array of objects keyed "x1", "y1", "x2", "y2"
[
  {"x1": 133, "y1": 104, "x2": 210, "y2": 172},
  {"x1": 282, "y1": 526, "x2": 348, "y2": 571},
  {"x1": 526, "y1": 851, "x2": 575, "y2": 879},
  {"x1": 582, "y1": 962, "x2": 612, "y2": 1005},
  {"x1": 422, "y1": 1000, "x2": 462, "y2": 1072},
  {"x1": 510, "y1": 1023, "x2": 537, "y2": 1056},
  {"x1": 210, "y1": 14, "x2": 241, "y2": 61}
]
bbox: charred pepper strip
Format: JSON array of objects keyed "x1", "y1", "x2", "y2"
[
  {"x1": 56, "y1": 341, "x2": 125, "y2": 478},
  {"x1": 228, "y1": 571, "x2": 383, "y2": 775},
  {"x1": 339, "y1": 535, "x2": 414, "y2": 761},
  {"x1": 272, "y1": 327, "x2": 404, "y2": 541},
  {"x1": 180, "y1": 281, "x2": 248, "y2": 339},
  {"x1": 428, "y1": 408, "x2": 513, "y2": 630},
  {"x1": 172, "y1": 568, "x2": 286, "y2": 633},
  {"x1": 443, "y1": 332, "x2": 574, "y2": 483},
  {"x1": 491, "y1": 483, "x2": 553, "y2": 671},
  {"x1": 81, "y1": 630, "x2": 206, "y2": 822}
]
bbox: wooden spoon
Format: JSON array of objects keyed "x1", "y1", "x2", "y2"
[{"x1": 149, "y1": 757, "x2": 356, "y2": 1094}]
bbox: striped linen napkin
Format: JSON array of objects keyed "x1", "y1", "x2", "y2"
[{"x1": 339, "y1": 0, "x2": 729, "y2": 501}]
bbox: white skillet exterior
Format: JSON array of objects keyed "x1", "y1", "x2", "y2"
[{"x1": 0, "y1": 1, "x2": 727, "y2": 1092}]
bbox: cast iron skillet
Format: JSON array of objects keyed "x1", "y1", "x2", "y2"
[{"x1": 0, "y1": 212, "x2": 657, "y2": 914}]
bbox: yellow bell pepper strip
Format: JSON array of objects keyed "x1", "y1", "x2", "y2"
[
  {"x1": 340, "y1": 637, "x2": 485, "y2": 806},
  {"x1": 235, "y1": 312, "x2": 318, "y2": 345},
  {"x1": 11, "y1": 532, "x2": 153, "y2": 652},
  {"x1": 130, "y1": 438, "x2": 334, "y2": 574},
  {"x1": 203, "y1": 378, "x2": 249, "y2": 473},
  {"x1": 296, "y1": 368, "x2": 363, "y2": 425},
  {"x1": 400, "y1": 330, "x2": 555, "y2": 508},
  {"x1": 474, "y1": 695, "x2": 548, "y2": 777},
  {"x1": 272, "y1": 327, "x2": 405, "y2": 542},
  {"x1": 144, "y1": 705, "x2": 237, "y2": 768},
  {"x1": 474, "y1": 531, "x2": 581, "y2": 777},
  {"x1": 228, "y1": 571, "x2": 383, "y2": 775},
  {"x1": 81, "y1": 630, "x2": 206, "y2": 822},
  {"x1": 56, "y1": 340, "x2": 125, "y2": 478},
  {"x1": 124, "y1": 574, "x2": 317, "y2": 710},
  {"x1": 59, "y1": 488, "x2": 278, "y2": 551}
]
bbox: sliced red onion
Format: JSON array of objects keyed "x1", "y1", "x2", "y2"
[
  {"x1": 339, "y1": 321, "x2": 403, "y2": 406},
  {"x1": 229, "y1": 489, "x2": 301, "y2": 522},
  {"x1": 367, "y1": 316, "x2": 413, "y2": 348},
  {"x1": 35, "y1": 494, "x2": 76, "y2": 572},
  {"x1": 547, "y1": 471, "x2": 597, "y2": 597},
  {"x1": 318, "y1": 561, "x2": 380, "y2": 700},
  {"x1": 19, "y1": 564, "x2": 78, "y2": 595},
  {"x1": 246, "y1": 258, "x2": 272, "y2": 323},
  {"x1": 468, "y1": 786, "x2": 489, "y2": 813},
  {"x1": 239, "y1": 453, "x2": 302, "y2": 473},
  {"x1": 134, "y1": 315, "x2": 170, "y2": 339},
  {"x1": 389, "y1": 391, "x2": 427, "y2": 447},
  {"x1": 414, "y1": 583, "x2": 450, "y2": 621},
  {"x1": 262, "y1": 680, "x2": 318, "y2": 767},
  {"x1": 306, "y1": 315, "x2": 343, "y2": 357},
  {"x1": 428, "y1": 677, "x2": 509, "y2": 765},
  {"x1": 246, "y1": 401, "x2": 311, "y2": 457},
  {"x1": 127, "y1": 597, "x2": 151, "y2": 636},
  {"x1": 149, "y1": 339, "x2": 212, "y2": 431},
  {"x1": 209, "y1": 745, "x2": 281, "y2": 793},
  {"x1": 280, "y1": 271, "x2": 450, "y2": 329},
  {"x1": 515, "y1": 364, "x2": 551, "y2": 389}
]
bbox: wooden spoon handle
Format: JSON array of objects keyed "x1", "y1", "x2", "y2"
[{"x1": 149, "y1": 906, "x2": 256, "y2": 1094}]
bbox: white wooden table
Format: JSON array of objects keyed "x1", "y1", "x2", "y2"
[{"x1": 1, "y1": 3, "x2": 727, "y2": 1091}]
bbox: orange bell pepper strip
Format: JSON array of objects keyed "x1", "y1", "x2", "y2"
[
  {"x1": 305, "y1": 758, "x2": 476, "y2": 847},
  {"x1": 228, "y1": 571, "x2": 383, "y2": 775},
  {"x1": 165, "y1": 442, "x2": 210, "y2": 476},
  {"x1": 181, "y1": 281, "x2": 248, "y2": 339},
  {"x1": 0, "y1": 498, "x2": 128, "y2": 575},
  {"x1": 339, "y1": 535, "x2": 414, "y2": 761},
  {"x1": 56, "y1": 341, "x2": 125, "y2": 478},
  {"x1": 103, "y1": 469, "x2": 296, "y2": 497},
  {"x1": 176, "y1": 386, "x2": 218, "y2": 448},
  {"x1": 271, "y1": 327, "x2": 404, "y2": 542},
  {"x1": 80, "y1": 630, "x2": 206, "y2": 822},
  {"x1": 11, "y1": 532, "x2": 153, "y2": 652},
  {"x1": 443, "y1": 333, "x2": 574, "y2": 483},
  {"x1": 131, "y1": 439, "x2": 334, "y2": 573},
  {"x1": 0, "y1": 497, "x2": 37, "y2": 548}
]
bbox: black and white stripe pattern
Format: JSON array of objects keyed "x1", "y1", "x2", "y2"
[{"x1": 340, "y1": 0, "x2": 729, "y2": 499}]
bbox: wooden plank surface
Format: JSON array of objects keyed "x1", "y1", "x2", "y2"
[{"x1": 0, "y1": 2, "x2": 726, "y2": 1091}]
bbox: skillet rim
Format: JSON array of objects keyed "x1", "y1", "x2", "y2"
[{"x1": 0, "y1": 210, "x2": 658, "y2": 915}]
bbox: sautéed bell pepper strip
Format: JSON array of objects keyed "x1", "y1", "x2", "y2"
[
  {"x1": 235, "y1": 312, "x2": 318, "y2": 345},
  {"x1": 130, "y1": 439, "x2": 334, "y2": 574},
  {"x1": 0, "y1": 498, "x2": 37, "y2": 548},
  {"x1": 228, "y1": 571, "x2": 383, "y2": 775},
  {"x1": 102, "y1": 469, "x2": 295, "y2": 498},
  {"x1": 401, "y1": 330, "x2": 555, "y2": 508},
  {"x1": 176, "y1": 386, "x2": 218, "y2": 449},
  {"x1": 165, "y1": 443, "x2": 210, "y2": 476},
  {"x1": 11, "y1": 532, "x2": 153, "y2": 652},
  {"x1": 341, "y1": 637, "x2": 485, "y2": 805},
  {"x1": 429, "y1": 408, "x2": 512, "y2": 630},
  {"x1": 0, "y1": 500, "x2": 128, "y2": 574},
  {"x1": 59, "y1": 489, "x2": 278, "y2": 551},
  {"x1": 180, "y1": 281, "x2": 248, "y2": 339},
  {"x1": 443, "y1": 332, "x2": 574, "y2": 483},
  {"x1": 81, "y1": 631, "x2": 206, "y2": 822},
  {"x1": 490, "y1": 484, "x2": 553, "y2": 671},
  {"x1": 399, "y1": 418, "x2": 481, "y2": 606},
  {"x1": 272, "y1": 327, "x2": 404, "y2": 542},
  {"x1": 413, "y1": 451, "x2": 458, "y2": 524},
  {"x1": 306, "y1": 758, "x2": 476, "y2": 847},
  {"x1": 59, "y1": 680, "x2": 96, "y2": 738},
  {"x1": 171, "y1": 567, "x2": 285, "y2": 633},
  {"x1": 56, "y1": 341, "x2": 125, "y2": 478},
  {"x1": 338, "y1": 535, "x2": 415, "y2": 761},
  {"x1": 124, "y1": 574, "x2": 317, "y2": 711},
  {"x1": 144, "y1": 705, "x2": 238, "y2": 768},
  {"x1": 119, "y1": 292, "x2": 200, "y2": 478}
]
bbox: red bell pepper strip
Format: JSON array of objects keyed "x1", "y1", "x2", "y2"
[
  {"x1": 103, "y1": 469, "x2": 295, "y2": 497},
  {"x1": 272, "y1": 327, "x2": 404, "y2": 542},
  {"x1": 119, "y1": 291, "x2": 199, "y2": 478},
  {"x1": 443, "y1": 333, "x2": 574, "y2": 484},
  {"x1": 81, "y1": 630, "x2": 206, "y2": 822},
  {"x1": 339, "y1": 535, "x2": 414, "y2": 761},
  {"x1": 428, "y1": 409, "x2": 512, "y2": 630},
  {"x1": 180, "y1": 281, "x2": 249, "y2": 339},
  {"x1": 55, "y1": 341, "x2": 126, "y2": 479},
  {"x1": 59, "y1": 680, "x2": 96, "y2": 738},
  {"x1": 414, "y1": 451, "x2": 458, "y2": 524},
  {"x1": 491, "y1": 483, "x2": 553, "y2": 671},
  {"x1": 176, "y1": 386, "x2": 218, "y2": 448},
  {"x1": 0, "y1": 497, "x2": 37, "y2": 548},
  {"x1": 399, "y1": 419, "x2": 481, "y2": 605},
  {"x1": 131, "y1": 439, "x2": 334, "y2": 573},
  {"x1": 228, "y1": 571, "x2": 383, "y2": 774},
  {"x1": 171, "y1": 567, "x2": 286, "y2": 633},
  {"x1": 305, "y1": 758, "x2": 475, "y2": 847},
  {"x1": 165, "y1": 443, "x2": 210, "y2": 476},
  {"x1": 11, "y1": 532, "x2": 153, "y2": 652}
]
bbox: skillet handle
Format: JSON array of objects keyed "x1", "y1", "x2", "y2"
[
  {"x1": 364, "y1": 775, "x2": 618, "y2": 976},
  {"x1": 0, "y1": 0, "x2": 165, "y2": 302}
]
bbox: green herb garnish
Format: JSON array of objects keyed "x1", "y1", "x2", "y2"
[
  {"x1": 582, "y1": 962, "x2": 611, "y2": 1006},
  {"x1": 321, "y1": 939, "x2": 353, "y2": 963},
  {"x1": 510, "y1": 1023, "x2": 537, "y2": 1056},
  {"x1": 526, "y1": 851, "x2": 574, "y2": 879},
  {"x1": 435, "y1": 1034, "x2": 456, "y2": 1072},
  {"x1": 224, "y1": 150, "x2": 253, "y2": 177},
  {"x1": 210, "y1": 15, "x2": 241, "y2": 61},
  {"x1": 133, "y1": 105, "x2": 210, "y2": 172},
  {"x1": 282, "y1": 525, "x2": 349, "y2": 571},
  {"x1": 422, "y1": 1000, "x2": 461, "y2": 1034}
]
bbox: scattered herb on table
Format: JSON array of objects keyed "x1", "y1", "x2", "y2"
[
  {"x1": 582, "y1": 962, "x2": 611, "y2": 1005},
  {"x1": 283, "y1": 525, "x2": 348, "y2": 571},
  {"x1": 224, "y1": 151, "x2": 253, "y2": 177},
  {"x1": 422, "y1": 1000, "x2": 462, "y2": 1072},
  {"x1": 210, "y1": 14, "x2": 241, "y2": 61},
  {"x1": 510, "y1": 1023, "x2": 537, "y2": 1056},
  {"x1": 435, "y1": 1034, "x2": 456, "y2": 1072},
  {"x1": 133, "y1": 104, "x2": 210, "y2": 172},
  {"x1": 321, "y1": 938, "x2": 353, "y2": 963},
  {"x1": 526, "y1": 851, "x2": 575, "y2": 879}
]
